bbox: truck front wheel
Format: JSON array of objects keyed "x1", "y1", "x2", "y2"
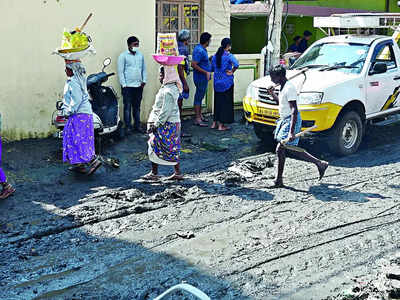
[{"x1": 329, "y1": 111, "x2": 363, "y2": 156}]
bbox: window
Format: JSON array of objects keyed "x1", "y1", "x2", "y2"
[
  {"x1": 156, "y1": 0, "x2": 201, "y2": 53},
  {"x1": 372, "y1": 42, "x2": 397, "y2": 70}
]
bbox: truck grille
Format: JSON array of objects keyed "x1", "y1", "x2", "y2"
[{"x1": 258, "y1": 87, "x2": 278, "y2": 105}]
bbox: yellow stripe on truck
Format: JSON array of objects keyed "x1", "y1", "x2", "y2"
[
  {"x1": 299, "y1": 102, "x2": 342, "y2": 131},
  {"x1": 243, "y1": 96, "x2": 342, "y2": 132}
]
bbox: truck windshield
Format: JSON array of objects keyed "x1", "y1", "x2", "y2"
[{"x1": 291, "y1": 42, "x2": 370, "y2": 74}]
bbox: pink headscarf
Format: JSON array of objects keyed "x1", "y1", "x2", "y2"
[{"x1": 163, "y1": 66, "x2": 183, "y2": 93}]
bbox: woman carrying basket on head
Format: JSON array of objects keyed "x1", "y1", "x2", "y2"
[{"x1": 62, "y1": 60, "x2": 101, "y2": 175}]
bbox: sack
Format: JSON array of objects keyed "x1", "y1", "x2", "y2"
[{"x1": 156, "y1": 33, "x2": 178, "y2": 56}]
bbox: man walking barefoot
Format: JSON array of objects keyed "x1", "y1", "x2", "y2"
[{"x1": 267, "y1": 65, "x2": 328, "y2": 188}]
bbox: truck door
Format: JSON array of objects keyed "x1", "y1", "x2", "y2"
[{"x1": 365, "y1": 41, "x2": 400, "y2": 114}]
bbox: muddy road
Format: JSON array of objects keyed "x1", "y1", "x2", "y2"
[{"x1": 1, "y1": 115, "x2": 400, "y2": 299}]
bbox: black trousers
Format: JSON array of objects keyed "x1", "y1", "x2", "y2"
[
  {"x1": 213, "y1": 85, "x2": 234, "y2": 124},
  {"x1": 122, "y1": 87, "x2": 143, "y2": 130}
]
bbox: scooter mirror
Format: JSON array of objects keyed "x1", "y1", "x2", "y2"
[{"x1": 103, "y1": 57, "x2": 111, "y2": 68}]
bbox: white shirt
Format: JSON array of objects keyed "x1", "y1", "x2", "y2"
[
  {"x1": 278, "y1": 81, "x2": 298, "y2": 119},
  {"x1": 148, "y1": 83, "x2": 181, "y2": 127}
]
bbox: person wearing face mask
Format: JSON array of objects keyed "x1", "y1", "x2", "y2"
[
  {"x1": 118, "y1": 36, "x2": 147, "y2": 135},
  {"x1": 211, "y1": 38, "x2": 239, "y2": 131}
]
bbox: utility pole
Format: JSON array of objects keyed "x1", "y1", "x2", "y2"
[{"x1": 266, "y1": 0, "x2": 284, "y2": 71}]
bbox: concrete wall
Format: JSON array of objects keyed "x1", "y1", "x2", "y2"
[
  {"x1": 0, "y1": 0, "x2": 157, "y2": 140},
  {"x1": 203, "y1": 0, "x2": 231, "y2": 54},
  {"x1": 232, "y1": 0, "x2": 400, "y2": 55},
  {"x1": 202, "y1": 0, "x2": 231, "y2": 111}
]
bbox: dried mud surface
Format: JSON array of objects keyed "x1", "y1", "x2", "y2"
[{"x1": 1, "y1": 115, "x2": 400, "y2": 299}]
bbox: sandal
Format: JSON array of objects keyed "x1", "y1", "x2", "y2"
[
  {"x1": 166, "y1": 173, "x2": 184, "y2": 181},
  {"x1": 68, "y1": 165, "x2": 87, "y2": 174},
  {"x1": 0, "y1": 183, "x2": 15, "y2": 199},
  {"x1": 87, "y1": 157, "x2": 102, "y2": 176},
  {"x1": 218, "y1": 126, "x2": 231, "y2": 131},
  {"x1": 141, "y1": 172, "x2": 160, "y2": 181}
]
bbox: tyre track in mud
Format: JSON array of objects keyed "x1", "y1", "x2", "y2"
[
  {"x1": 2, "y1": 122, "x2": 400, "y2": 299},
  {"x1": 223, "y1": 214, "x2": 400, "y2": 276}
]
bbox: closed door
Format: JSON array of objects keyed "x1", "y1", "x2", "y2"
[{"x1": 365, "y1": 42, "x2": 400, "y2": 115}]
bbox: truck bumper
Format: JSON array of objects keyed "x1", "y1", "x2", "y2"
[{"x1": 243, "y1": 96, "x2": 342, "y2": 132}]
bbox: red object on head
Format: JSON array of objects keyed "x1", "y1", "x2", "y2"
[{"x1": 65, "y1": 59, "x2": 82, "y2": 64}]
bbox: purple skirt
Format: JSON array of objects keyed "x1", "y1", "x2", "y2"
[
  {"x1": 0, "y1": 137, "x2": 6, "y2": 183},
  {"x1": 63, "y1": 114, "x2": 95, "y2": 165}
]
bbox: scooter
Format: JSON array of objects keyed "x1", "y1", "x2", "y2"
[{"x1": 52, "y1": 57, "x2": 123, "y2": 141}]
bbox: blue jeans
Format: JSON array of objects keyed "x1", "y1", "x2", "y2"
[
  {"x1": 194, "y1": 80, "x2": 208, "y2": 106},
  {"x1": 122, "y1": 87, "x2": 143, "y2": 130}
]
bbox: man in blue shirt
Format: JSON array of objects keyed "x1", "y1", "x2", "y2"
[
  {"x1": 177, "y1": 29, "x2": 192, "y2": 137},
  {"x1": 191, "y1": 32, "x2": 212, "y2": 127},
  {"x1": 118, "y1": 36, "x2": 147, "y2": 134},
  {"x1": 298, "y1": 30, "x2": 312, "y2": 53},
  {"x1": 288, "y1": 36, "x2": 301, "y2": 53}
]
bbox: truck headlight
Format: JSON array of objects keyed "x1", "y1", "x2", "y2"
[
  {"x1": 298, "y1": 92, "x2": 323, "y2": 105},
  {"x1": 246, "y1": 85, "x2": 258, "y2": 100}
]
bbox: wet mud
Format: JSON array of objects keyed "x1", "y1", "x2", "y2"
[{"x1": 1, "y1": 114, "x2": 400, "y2": 299}]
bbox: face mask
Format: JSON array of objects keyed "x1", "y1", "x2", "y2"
[{"x1": 130, "y1": 47, "x2": 139, "y2": 52}]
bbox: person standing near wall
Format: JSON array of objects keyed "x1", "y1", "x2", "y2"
[
  {"x1": 288, "y1": 36, "x2": 301, "y2": 53},
  {"x1": 191, "y1": 32, "x2": 212, "y2": 127},
  {"x1": 177, "y1": 29, "x2": 191, "y2": 137},
  {"x1": 211, "y1": 38, "x2": 239, "y2": 131},
  {"x1": 118, "y1": 36, "x2": 147, "y2": 135},
  {"x1": 0, "y1": 113, "x2": 15, "y2": 199},
  {"x1": 62, "y1": 60, "x2": 102, "y2": 175}
]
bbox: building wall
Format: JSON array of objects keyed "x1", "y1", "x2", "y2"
[
  {"x1": 203, "y1": 0, "x2": 231, "y2": 54},
  {"x1": 231, "y1": 17, "x2": 266, "y2": 54},
  {"x1": 291, "y1": 0, "x2": 386, "y2": 11},
  {"x1": 203, "y1": 0, "x2": 231, "y2": 111},
  {"x1": 0, "y1": 0, "x2": 157, "y2": 140},
  {"x1": 231, "y1": 0, "x2": 400, "y2": 55}
]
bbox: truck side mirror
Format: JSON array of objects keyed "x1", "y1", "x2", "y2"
[{"x1": 370, "y1": 62, "x2": 387, "y2": 75}]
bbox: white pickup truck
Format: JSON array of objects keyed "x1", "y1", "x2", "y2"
[{"x1": 243, "y1": 33, "x2": 400, "y2": 155}]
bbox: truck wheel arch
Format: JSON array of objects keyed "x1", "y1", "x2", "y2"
[
  {"x1": 335, "y1": 100, "x2": 366, "y2": 132},
  {"x1": 339, "y1": 100, "x2": 366, "y2": 121}
]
